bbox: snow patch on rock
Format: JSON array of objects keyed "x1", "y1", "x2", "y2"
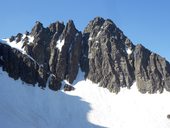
[
  {"x1": 0, "y1": 34, "x2": 34, "y2": 54},
  {"x1": 126, "y1": 48, "x2": 133, "y2": 55},
  {"x1": 56, "y1": 39, "x2": 65, "y2": 52}
]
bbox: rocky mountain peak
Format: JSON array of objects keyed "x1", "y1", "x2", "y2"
[
  {"x1": 61, "y1": 20, "x2": 77, "y2": 38},
  {"x1": 84, "y1": 17, "x2": 105, "y2": 34},
  {"x1": 0, "y1": 17, "x2": 170, "y2": 94},
  {"x1": 67, "y1": 20, "x2": 75, "y2": 28},
  {"x1": 81, "y1": 18, "x2": 135, "y2": 93},
  {"x1": 48, "y1": 21, "x2": 65, "y2": 35},
  {"x1": 30, "y1": 21, "x2": 44, "y2": 36}
]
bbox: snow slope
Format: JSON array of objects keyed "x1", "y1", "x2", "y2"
[
  {"x1": 0, "y1": 67, "x2": 170, "y2": 128},
  {"x1": 0, "y1": 35, "x2": 34, "y2": 54}
]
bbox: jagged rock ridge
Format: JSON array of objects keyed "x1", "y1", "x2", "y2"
[{"x1": 0, "y1": 17, "x2": 170, "y2": 93}]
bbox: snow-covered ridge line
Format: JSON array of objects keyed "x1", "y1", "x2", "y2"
[
  {"x1": 0, "y1": 34, "x2": 37, "y2": 64},
  {"x1": 0, "y1": 34, "x2": 34, "y2": 53}
]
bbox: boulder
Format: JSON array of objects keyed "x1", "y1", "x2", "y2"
[
  {"x1": 25, "y1": 31, "x2": 30, "y2": 35},
  {"x1": 9, "y1": 36, "x2": 15, "y2": 42},
  {"x1": 48, "y1": 75, "x2": 61, "y2": 91},
  {"x1": 16, "y1": 33, "x2": 23, "y2": 43},
  {"x1": 167, "y1": 114, "x2": 170, "y2": 119},
  {"x1": 64, "y1": 84, "x2": 75, "y2": 91}
]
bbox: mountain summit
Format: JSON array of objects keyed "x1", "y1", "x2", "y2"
[{"x1": 0, "y1": 17, "x2": 170, "y2": 93}]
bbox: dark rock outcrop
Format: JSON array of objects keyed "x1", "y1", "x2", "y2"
[
  {"x1": 134, "y1": 44, "x2": 170, "y2": 93},
  {"x1": 0, "y1": 17, "x2": 170, "y2": 93},
  {"x1": 48, "y1": 74, "x2": 62, "y2": 91},
  {"x1": 0, "y1": 20, "x2": 82, "y2": 91},
  {"x1": 64, "y1": 84, "x2": 75, "y2": 91},
  {"x1": 0, "y1": 43, "x2": 38, "y2": 85},
  {"x1": 167, "y1": 114, "x2": 170, "y2": 119},
  {"x1": 55, "y1": 20, "x2": 82, "y2": 83},
  {"x1": 30, "y1": 21, "x2": 51, "y2": 64},
  {"x1": 0, "y1": 43, "x2": 4, "y2": 66},
  {"x1": 9, "y1": 36, "x2": 15, "y2": 42},
  {"x1": 48, "y1": 20, "x2": 82, "y2": 83},
  {"x1": 37, "y1": 64, "x2": 48, "y2": 88},
  {"x1": 82, "y1": 17, "x2": 135, "y2": 93}
]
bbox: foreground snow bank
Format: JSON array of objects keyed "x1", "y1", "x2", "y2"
[{"x1": 0, "y1": 68, "x2": 170, "y2": 128}]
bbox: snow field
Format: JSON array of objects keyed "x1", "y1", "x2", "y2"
[{"x1": 0, "y1": 67, "x2": 170, "y2": 128}]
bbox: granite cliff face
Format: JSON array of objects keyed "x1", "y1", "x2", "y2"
[
  {"x1": 82, "y1": 17, "x2": 135, "y2": 93},
  {"x1": 134, "y1": 44, "x2": 170, "y2": 93},
  {"x1": 0, "y1": 17, "x2": 170, "y2": 93}
]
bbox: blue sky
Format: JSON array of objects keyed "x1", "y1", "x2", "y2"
[{"x1": 0, "y1": 0, "x2": 170, "y2": 61}]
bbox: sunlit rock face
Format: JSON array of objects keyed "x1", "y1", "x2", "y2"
[{"x1": 82, "y1": 17, "x2": 135, "y2": 93}]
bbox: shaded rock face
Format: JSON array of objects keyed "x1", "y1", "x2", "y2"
[
  {"x1": 0, "y1": 43, "x2": 38, "y2": 85},
  {"x1": 0, "y1": 20, "x2": 82, "y2": 90},
  {"x1": 0, "y1": 44, "x2": 3, "y2": 66},
  {"x1": 134, "y1": 44, "x2": 170, "y2": 93},
  {"x1": 50, "y1": 20, "x2": 82, "y2": 83},
  {"x1": 0, "y1": 17, "x2": 170, "y2": 93},
  {"x1": 30, "y1": 21, "x2": 51, "y2": 64},
  {"x1": 29, "y1": 20, "x2": 82, "y2": 84},
  {"x1": 48, "y1": 75, "x2": 62, "y2": 91}
]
